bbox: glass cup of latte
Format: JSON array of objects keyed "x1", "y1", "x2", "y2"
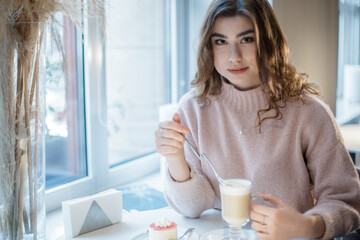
[{"x1": 219, "y1": 178, "x2": 263, "y2": 240}]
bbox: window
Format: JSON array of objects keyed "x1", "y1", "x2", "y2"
[
  {"x1": 45, "y1": 1, "x2": 174, "y2": 211},
  {"x1": 45, "y1": 15, "x2": 87, "y2": 189},
  {"x1": 45, "y1": 0, "x2": 213, "y2": 211},
  {"x1": 336, "y1": 0, "x2": 360, "y2": 125},
  {"x1": 105, "y1": 0, "x2": 169, "y2": 166}
]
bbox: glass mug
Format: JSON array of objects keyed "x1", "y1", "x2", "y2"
[{"x1": 219, "y1": 178, "x2": 263, "y2": 240}]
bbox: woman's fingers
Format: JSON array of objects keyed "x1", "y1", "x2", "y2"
[
  {"x1": 157, "y1": 135, "x2": 184, "y2": 148},
  {"x1": 158, "y1": 128, "x2": 185, "y2": 143},
  {"x1": 252, "y1": 221, "x2": 270, "y2": 236},
  {"x1": 155, "y1": 131, "x2": 184, "y2": 156},
  {"x1": 159, "y1": 120, "x2": 189, "y2": 134},
  {"x1": 251, "y1": 193, "x2": 313, "y2": 240},
  {"x1": 250, "y1": 210, "x2": 271, "y2": 237},
  {"x1": 256, "y1": 232, "x2": 272, "y2": 240},
  {"x1": 250, "y1": 210, "x2": 267, "y2": 224},
  {"x1": 252, "y1": 202, "x2": 275, "y2": 217},
  {"x1": 155, "y1": 115, "x2": 190, "y2": 158},
  {"x1": 258, "y1": 192, "x2": 287, "y2": 208},
  {"x1": 155, "y1": 119, "x2": 189, "y2": 157},
  {"x1": 172, "y1": 112, "x2": 181, "y2": 123},
  {"x1": 156, "y1": 119, "x2": 189, "y2": 146}
]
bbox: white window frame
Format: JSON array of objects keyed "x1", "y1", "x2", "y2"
[{"x1": 45, "y1": 2, "x2": 173, "y2": 211}]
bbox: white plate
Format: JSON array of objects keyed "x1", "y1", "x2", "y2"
[
  {"x1": 200, "y1": 228, "x2": 258, "y2": 240},
  {"x1": 130, "y1": 227, "x2": 199, "y2": 240}
]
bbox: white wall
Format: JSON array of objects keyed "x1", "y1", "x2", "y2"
[{"x1": 273, "y1": 0, "x2": 339, "y2": 112}]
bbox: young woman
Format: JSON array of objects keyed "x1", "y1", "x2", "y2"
[{"x1": 155, "y1": 0, "x2": 360, "y2": 239}]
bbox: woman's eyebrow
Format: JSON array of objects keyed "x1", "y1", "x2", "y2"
[
  {"x1": 236, "y1": 29, "x2": 254, "y2": 37},
  {"x1": 210, "y1": 32, "x2": 227, "y2": 38},
  {"x1": 210, "y1": 29, "x2": 254, "y2": 38}
]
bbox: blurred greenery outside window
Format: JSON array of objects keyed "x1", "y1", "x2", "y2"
[{"x1": 45, "y1": 14, "x2": 86, "y2": 188}]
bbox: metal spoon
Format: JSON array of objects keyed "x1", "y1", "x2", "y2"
[
  {"x1": 184, "y1": 138, "x2": 225, "y2": 184},
  {"x1": 131, "y1": 228, "x2": 195, "y2": 240},
  {"x1": 178, "y1": 227, "x2": 195, "y2": 240}
]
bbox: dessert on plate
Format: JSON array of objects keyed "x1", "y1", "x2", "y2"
[{"x1": 149, "y1": 217, "x2": 178, "y2": 240}]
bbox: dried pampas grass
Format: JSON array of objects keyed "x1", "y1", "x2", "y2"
[{"x1": 0, "y1": 1, "x2": 104, "y2": 239}]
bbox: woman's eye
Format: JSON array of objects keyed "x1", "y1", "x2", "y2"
[
  {"x1": 241, "y1": 37, "x2": 254, "y2": 43},
  {"x1": 214, "y1": 39, "x2": 226, "y2": 45}
]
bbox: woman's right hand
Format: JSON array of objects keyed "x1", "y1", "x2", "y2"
[
  {"x1": 155, "y1": 113, "x2": 190, "y2": 159},
  {"x1": 155, "y1": 113, "x2": 191, "y2": 182}
]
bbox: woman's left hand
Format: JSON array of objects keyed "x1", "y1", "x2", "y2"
[{"x1": 250, "y1": 193, "x2": 325, "y2": 240}]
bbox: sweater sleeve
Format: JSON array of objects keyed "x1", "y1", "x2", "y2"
[
  {"x1": 302, "y1": 99, "x2": 360, "y2": 239},
  {"x1": 162, "y1": 96, "x2": 216, "y2": 218}
]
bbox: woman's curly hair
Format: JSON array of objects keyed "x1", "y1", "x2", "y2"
[{"x1": 191, "y1": 0, "x2": 320, "y2": 130}]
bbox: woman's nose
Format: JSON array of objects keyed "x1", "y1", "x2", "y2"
[{"x1": 228, "y1": 45, "x2": 242, "y2": 63}]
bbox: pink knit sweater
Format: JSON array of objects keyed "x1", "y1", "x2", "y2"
[{"x1": 163, "y1": 81, "x2": 360, "y2": 239}]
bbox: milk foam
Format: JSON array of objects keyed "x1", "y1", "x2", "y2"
[{"x1": 221, "y1": 179, "x2": 251, "y2": 195}]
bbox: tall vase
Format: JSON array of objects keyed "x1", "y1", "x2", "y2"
[{"x1": 0, "y1": 22, "x2": 46, "y2": 240}]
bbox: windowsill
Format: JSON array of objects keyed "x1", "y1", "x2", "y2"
[{"x1": 46, "y1": 170, "x2": 163, "y2": 239}]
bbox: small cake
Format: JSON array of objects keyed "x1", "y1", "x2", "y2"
[{"x1": 149, "y1": 217, "x2": 178, "y2": 240}]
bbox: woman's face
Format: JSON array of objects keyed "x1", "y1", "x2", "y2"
[{"x1": 211, "y1": 15, "x2": 260, "y2": 91}]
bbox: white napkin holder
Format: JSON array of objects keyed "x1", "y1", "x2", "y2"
[{"x1": 62, "y1": 189, "x2": 122, "y2": 237}]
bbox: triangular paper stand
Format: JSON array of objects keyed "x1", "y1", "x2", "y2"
[{"x1": 79, "y1": 200, "x2": 112, "y2": 235}]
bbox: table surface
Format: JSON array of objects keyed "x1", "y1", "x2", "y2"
[{"x1": 47, "y1": 207, "x2": 259, "y2": 239}]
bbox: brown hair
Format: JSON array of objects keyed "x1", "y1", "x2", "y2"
[{"x1": 192, "y1": 0, "x2": 319, "y2": 130}]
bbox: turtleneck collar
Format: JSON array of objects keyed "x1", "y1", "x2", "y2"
[{"x1": 219, "y1": 81, "x2": 269, "y2": 112}]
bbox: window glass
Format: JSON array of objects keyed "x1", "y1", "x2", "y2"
[
  {"x1": 105, "y1": 0, "x2": 168, "y2": 166},
  {"x1": 336, "y1": 0, "x2": 360, "y2": 125},
  {"x1": 45, "y1": 15, "x2": 87, "y2": 188}
]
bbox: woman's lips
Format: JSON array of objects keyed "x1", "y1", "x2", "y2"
[{"x1": 227, "y1": 67, "x2": 248, "y2": 74}]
